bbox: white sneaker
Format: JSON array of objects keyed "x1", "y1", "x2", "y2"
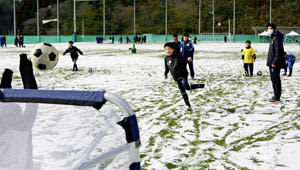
[
  {"x1": 186, "y1": 106, "x2": 192, "y2": 111},
  {"x1": 205, "y1": 81, "x2": 211, "y2": 92}
]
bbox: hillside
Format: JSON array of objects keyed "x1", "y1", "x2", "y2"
[{"x1": 0, "y1": 0, "x2": 299, "y2": 35}]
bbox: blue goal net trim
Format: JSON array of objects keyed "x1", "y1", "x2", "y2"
[
  {"x1": 0, "y1": 89, "x2": 106, "y2": 110},
  {"x1": 118, "y1": 115, "x2": 140, "y2": 144}
]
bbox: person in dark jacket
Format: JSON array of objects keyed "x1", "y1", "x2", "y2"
[
  {"x1": 164, "y1": 42, "x2": 210, "y2": 111},
  {"x1": 224, "y1": 35, "x2": 228, "y2": 43},
  {"x1": 2, "y1": 35, "x2": 6, "y2": 47},
  {"x1": 63, "y1": 41, "x2": 83, "y2": 71},
  {"x1": 0, "y1": 37, "x2": 3, "y2": 47},
  {"x1": 14, "y1": 36, "x2": 19, "y2": 47},
  {"x1": 283, "y1": 52, "x2": 296, "y2": 77},
  {"x1": 181, "y1": 33, "x2": 195, "y2": 80},
  {"x1": 266, "y1": 23, "x2": 285, "y2": 102},
  {"x1": 172, "y1": 34, "x2": 182, "y2": 55},
  {"x1": 19, "y1": 35, "x2": 24, "y2": 48}
]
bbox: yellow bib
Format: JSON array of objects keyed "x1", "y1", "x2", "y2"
[{"x1": 242, "y1": 47, "x2": 255, "y2": 63}]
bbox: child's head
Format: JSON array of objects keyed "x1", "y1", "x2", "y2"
[
  {"x1": 164, "y1": 42, "x2": 175, "y2": 56},
  {"x1": 183, "y1": 33, "x2": 189, "y2": 41},
  {"x1": 173, "y1": 34, "x2": 178, "y2": 42},
  {"x1": 68, "y1": 41, "x2": 73, "y2": 47},
  {"x1": 245, "y1": 40, "x2": 251, "y2": 47}
]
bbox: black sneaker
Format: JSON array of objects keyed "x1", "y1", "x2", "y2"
[{"x1": 269, "y1": 96, "x2": 281, "y2": 102}]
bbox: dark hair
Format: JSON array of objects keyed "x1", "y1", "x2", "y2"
[
  {"x1": 183, "y1": 33, "x2": 189, "y2": 37},
  {"x1": 164, "y1": 42, "x2": 174, "y2": 49},
  {"x1": 246, "y1": 40, "x2": 251, "y2": 44},
  {"x1": 267, "y1": 23, "x2": 276, "y2": 29},
  {"x1": 284, "y1": 52, "x2": 287, "y2": 55},
  {"x1": 173, "y1": 33, "x2": 178, "y2": 38},
  {"x1": 69, "y1": 41, "x2": 74, "y2": 44}
]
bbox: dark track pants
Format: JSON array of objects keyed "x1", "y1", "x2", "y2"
[
  {"x1": 244, "y1": 63, "x2": 254, "y2": 76},
  {"x1": 176, "y1": 77, "x2": 205, "y2": 107},
  {"x1": 269, "y1": 67, "x2": 282, "y2": 100},
  {"x1": 187, "y1": 61, "x2": 195, "y2": 78}
]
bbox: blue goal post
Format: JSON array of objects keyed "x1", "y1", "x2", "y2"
[{"x1": 0, "y1": 89, "x2": 141, "y2": 170}]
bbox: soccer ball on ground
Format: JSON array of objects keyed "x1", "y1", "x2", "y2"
[
  {"x1": 257, "y1": 71, "x2": 263, "y2": 76},
  {"x1": 242, "y1": 71, "x2": 249, "y2": 77},
  {"x1": 29, "y1": 43, "x2": 59, "y2": 70}
]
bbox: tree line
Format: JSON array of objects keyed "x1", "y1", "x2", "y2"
[{"x1": 0, "y1": 0, "x2": 299, "y2": 35}]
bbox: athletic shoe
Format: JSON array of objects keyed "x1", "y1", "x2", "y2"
[
  {"x1": 269, "y1": 96, "x2": 281, "y2": 102},
  {"x1": 205, "y1": 81, "x2": 212, "y2": 92},
  {"x1": 186, "y1": 106, "x2": 192, "y2": 111}
]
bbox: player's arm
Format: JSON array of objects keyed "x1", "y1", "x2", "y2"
[
  {"x1": 164, "y1": 59, "x2": 169, "y2": 79},
  {"x1": 252, "y1": 49, "x2": 256, "y2": 61},
  {"x1": 76, "y1": 47, "x2": 83, "y2": 55},
  {"x1": 63, "y1": 48, "x2": 69, "y2": 55},
  {"x1": 241, "y1": 49, "x2": 245, "y2": 60}
]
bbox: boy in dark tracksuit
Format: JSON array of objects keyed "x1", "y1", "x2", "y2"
[
  {"x1": 283, "y1": 52, "x2": 296, "y2": 77},
  {"x1": 63, "y1": 41, "x2": 83, "y2": 71},
  {"x1": 181, "y1": 33, "x2": 195, "y2": 80},
  {"x1": 164, "y1": 42, "x2": 210, "y2": 111},
  {"x1": 172, "y1": 34, "x2": 182, "y2": 55}
]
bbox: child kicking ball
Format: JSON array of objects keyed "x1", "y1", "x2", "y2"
[
  {"x1": 164, "y1": 42, "x2": 210, "y2": 111},
  {"x1": 63, "y1": 41, "x2": 83, "y2": 71}
]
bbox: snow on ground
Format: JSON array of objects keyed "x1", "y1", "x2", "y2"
[{"x1": 0, "y1": 42, "x2": 300, "y2": 169}]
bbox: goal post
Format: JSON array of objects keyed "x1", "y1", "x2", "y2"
[{"x1": 0, "y1": 89, "x2": 141, "y2": 170}]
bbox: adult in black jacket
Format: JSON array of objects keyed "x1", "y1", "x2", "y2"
[
  {"x1": 63, "y1": 41, "x2": 83, "y2": 71},
  {"x1": 266, "y1": 23, "x2": 285, "y2": 102},
  {"x1": 164, "y1": 42, "x2": 210, "y2": 111}
]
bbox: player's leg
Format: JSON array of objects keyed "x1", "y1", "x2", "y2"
[
  {"x1": 244, "y1": 63, "x2": 249, "y2": 76},
  {"x1": 74, "y1": 59, "x2": 78, "y2": 71},
  {"x1": 249, "y1": 63, "x2": 254, "y2": 77},
  {"x1": 188, "y1": 61, "x2": 195, "y2": 79},
  {"x1": 283, "y1": 62, "x2": 288, "y2": 76},
  {"x1": 176, "y1": 79, "x2": 192, "y2": 109},
  {"x1": 288, "y1": 61, "x2": 294, "y2": 77},
  {"x1": 182, "y1": 76, "x2": 209, "y2": 91}
]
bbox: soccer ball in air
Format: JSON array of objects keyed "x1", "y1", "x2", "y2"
[{"x1": 29, "y1": 43, "x2": 59, "y2": 70}]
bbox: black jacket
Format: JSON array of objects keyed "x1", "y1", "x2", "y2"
[
  {"x1": 267, "y1": 31, "x2": 285, "y2": 68},
  {"x1": 164, "y1": 53, "x2": 188, "y2": 81},
  {"x1": 63, "y1": 46, "x2": 83, "y2": 58}
]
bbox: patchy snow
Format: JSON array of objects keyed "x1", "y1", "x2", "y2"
[{"x1": 0, "y1": 42, "x2": 300, "y2": 169}]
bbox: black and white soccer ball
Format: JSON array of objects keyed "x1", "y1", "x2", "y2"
[
  {"x1": 257, "y1": 71, "x2": 263, "y2": 76},
  {"x1": 242, "y1": 71, "x2": 249, "y2": 77},
  {"x1": 29, "y1": 43, "x2": 59, "y2": 70}
]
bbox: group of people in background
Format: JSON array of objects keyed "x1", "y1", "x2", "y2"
[
  {"x1": 0, "y1": 35, "x2": 25, "y2": 48},
  {"x1": 0, "y1": 35, "x2": 7, "y2": 47},
  {"x1": 96, "y1": 35, "x2": 147, "y2": 44},
  {"x1": 14, "y1": 35, "x2": 25, "y2": 47},
  {"x1": 241, "y1": 23, "x2": 296, "y2": 103},
  {"x1": 134, "y1": 35, "x2": 147, "y2": 44}
]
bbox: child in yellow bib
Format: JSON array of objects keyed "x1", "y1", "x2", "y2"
[{"x1": 241, "y1": 40, "x2": 256, "y2": 76}]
